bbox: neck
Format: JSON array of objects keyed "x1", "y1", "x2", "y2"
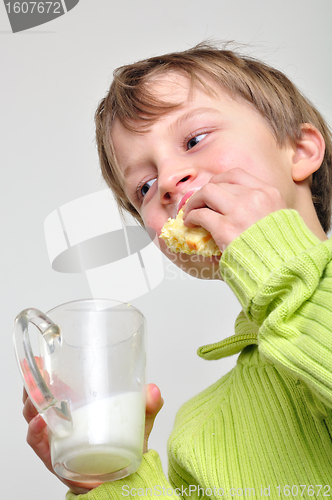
[
  {"x1": 304, "y1": 213, "x2": 328, "y2": 241},
  {"x1": 293, "y1": 186, "x2": 327, "y2": 241}
]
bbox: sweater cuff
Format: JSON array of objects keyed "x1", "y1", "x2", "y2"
[
  {"x1": 66, "y1": 450, "x2": 173, "y2": 500},
  {"x1": 219, "y1": 210, "x2": 321, "y2": 313}
]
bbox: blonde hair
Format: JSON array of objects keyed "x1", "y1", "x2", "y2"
[{"x1": 95, "y1": 42, "x2": 332, "y2": 231}]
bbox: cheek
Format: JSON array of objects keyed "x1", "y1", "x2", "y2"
[
  {"x1": 143, "y1": 212, "x2": 164, "y2": 237},
  {"x1": 220, "y1": 143, "x2": 275, "y2": 179},
  {"x1": 215, "y1": 148, "x2": 257, "y2": 173},
  {"x1": 208, "y1": 149, "x2": 236, "y2": 173},
  {"x1": 210, "y1": 139, "x2": 256, "y2": 170}
]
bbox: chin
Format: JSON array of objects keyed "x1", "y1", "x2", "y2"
[{"x1": 164, "y1": 247, "x2": 222, "y2": 280}]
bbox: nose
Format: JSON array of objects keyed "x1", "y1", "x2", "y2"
[{"x1": 158, "y1": 164, "x2": 198, "y2": 204}]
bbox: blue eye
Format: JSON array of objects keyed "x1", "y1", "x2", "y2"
[
  {"x1": 187, "y1": 133, "x2": 208, "y2": 150},
  {"x1": 139, "y1": 178, "x2": 157, "y2": 198}
]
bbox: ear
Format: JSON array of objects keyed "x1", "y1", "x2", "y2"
[{"x1": 291, "y1": 123, "x2": 325, "y2": 182}]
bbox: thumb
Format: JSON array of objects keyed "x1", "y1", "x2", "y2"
[{"x1": 144, "y1": 384, "x2": 163, "y2": 453}]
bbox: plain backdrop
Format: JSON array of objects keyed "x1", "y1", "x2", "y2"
[{"x1": 1, "y1": 1, "x2": 332, "y2": 498}]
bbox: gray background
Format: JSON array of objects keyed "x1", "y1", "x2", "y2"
[{"x1": 1, "y1": 1, "x2": 332, "y2": 498}]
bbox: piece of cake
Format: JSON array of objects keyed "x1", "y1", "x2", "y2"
[{"x1": 159, "y1": 208, "x2": 221, "y2": 257}]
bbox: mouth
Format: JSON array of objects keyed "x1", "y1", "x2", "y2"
[{"x1": 177, "y1": 189, "x2": 197, "y2": 214}]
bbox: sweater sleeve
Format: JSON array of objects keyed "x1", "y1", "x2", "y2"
[
  {"x1": 219, "y1": 209, "x2": 332, "y2": 409},
  {"x1": 66, "y1": 450, "x2": 181, "y2": 500}
]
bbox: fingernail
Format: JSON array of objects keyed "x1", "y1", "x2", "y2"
[{"x1": 151, "y1": 384, "x2": 161, "y2": 400}]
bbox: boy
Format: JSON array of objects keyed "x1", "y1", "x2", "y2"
[{"x1": 24, "y1": 43, "x2": 332, "y2": 498}]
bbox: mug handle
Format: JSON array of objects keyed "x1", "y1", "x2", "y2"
[{"x1": 13, "y1": 308, "x2": 72, "y2": 436}]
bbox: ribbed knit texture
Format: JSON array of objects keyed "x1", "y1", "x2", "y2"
[
  {"x1": 168, "y1": 347, "x2": 332, "y2": 497},
  {"x1": 67, "y1": 210, "x2": 332, "y2": 499},
  {"x1": 66, "y1": 451, "x2": 175, "y2": 500},
  {"x1": 219, "y1": 209, "x2": 332, "y2": 409}
]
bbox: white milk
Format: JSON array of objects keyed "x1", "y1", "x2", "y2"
[{"x1": 50, "y1": 392, "x2": 145, "y2": 477}]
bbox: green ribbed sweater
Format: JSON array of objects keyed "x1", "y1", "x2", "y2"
[{"x1": 67, "y1": 210, "x2": 332, "y2": 500}]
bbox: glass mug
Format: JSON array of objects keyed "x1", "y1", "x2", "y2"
[{"x1": 13, "y1": 299, "x2": 146, "y2": 483}]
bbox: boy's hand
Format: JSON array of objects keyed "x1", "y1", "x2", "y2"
[
  {"x1": 182, "y1": 168, "x2": 287, "y2": 251},
  {"x1": 143, "y1": 384, "x2": 164, "y2": 453},
  {"x1": 23, "y1": 383, "x2": 163, "y2": 495}
]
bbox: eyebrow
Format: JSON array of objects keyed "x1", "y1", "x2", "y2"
[
  {"x1": 123, "y1": 160, "x2": 146, "y2": 180},
  {"x1": 171, "y1": 107, "x2": 221, "y2": 132}
]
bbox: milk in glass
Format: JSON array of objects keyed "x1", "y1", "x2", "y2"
[{"x1": 51, "y1": 391, "x2": 145, "y2": 477}]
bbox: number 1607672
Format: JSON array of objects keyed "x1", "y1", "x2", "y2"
[
  {"x1": 5, "y1": 2, "x2": 62, "y2": 14},
  {"x1": 276, "y1": 485, "x2": 330, "y2": 496}
]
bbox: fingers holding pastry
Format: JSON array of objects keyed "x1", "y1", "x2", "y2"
[
  {"x1": 161, "y1": 169, "x2": 287, "y2": 255},
  {"x1": 160, "y1": 208, "x2": 221, "y2": 257}
]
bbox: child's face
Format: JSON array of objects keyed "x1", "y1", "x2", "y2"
[{"x1": 112, "y1": 73, "x2": 298, "y2": 279}]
